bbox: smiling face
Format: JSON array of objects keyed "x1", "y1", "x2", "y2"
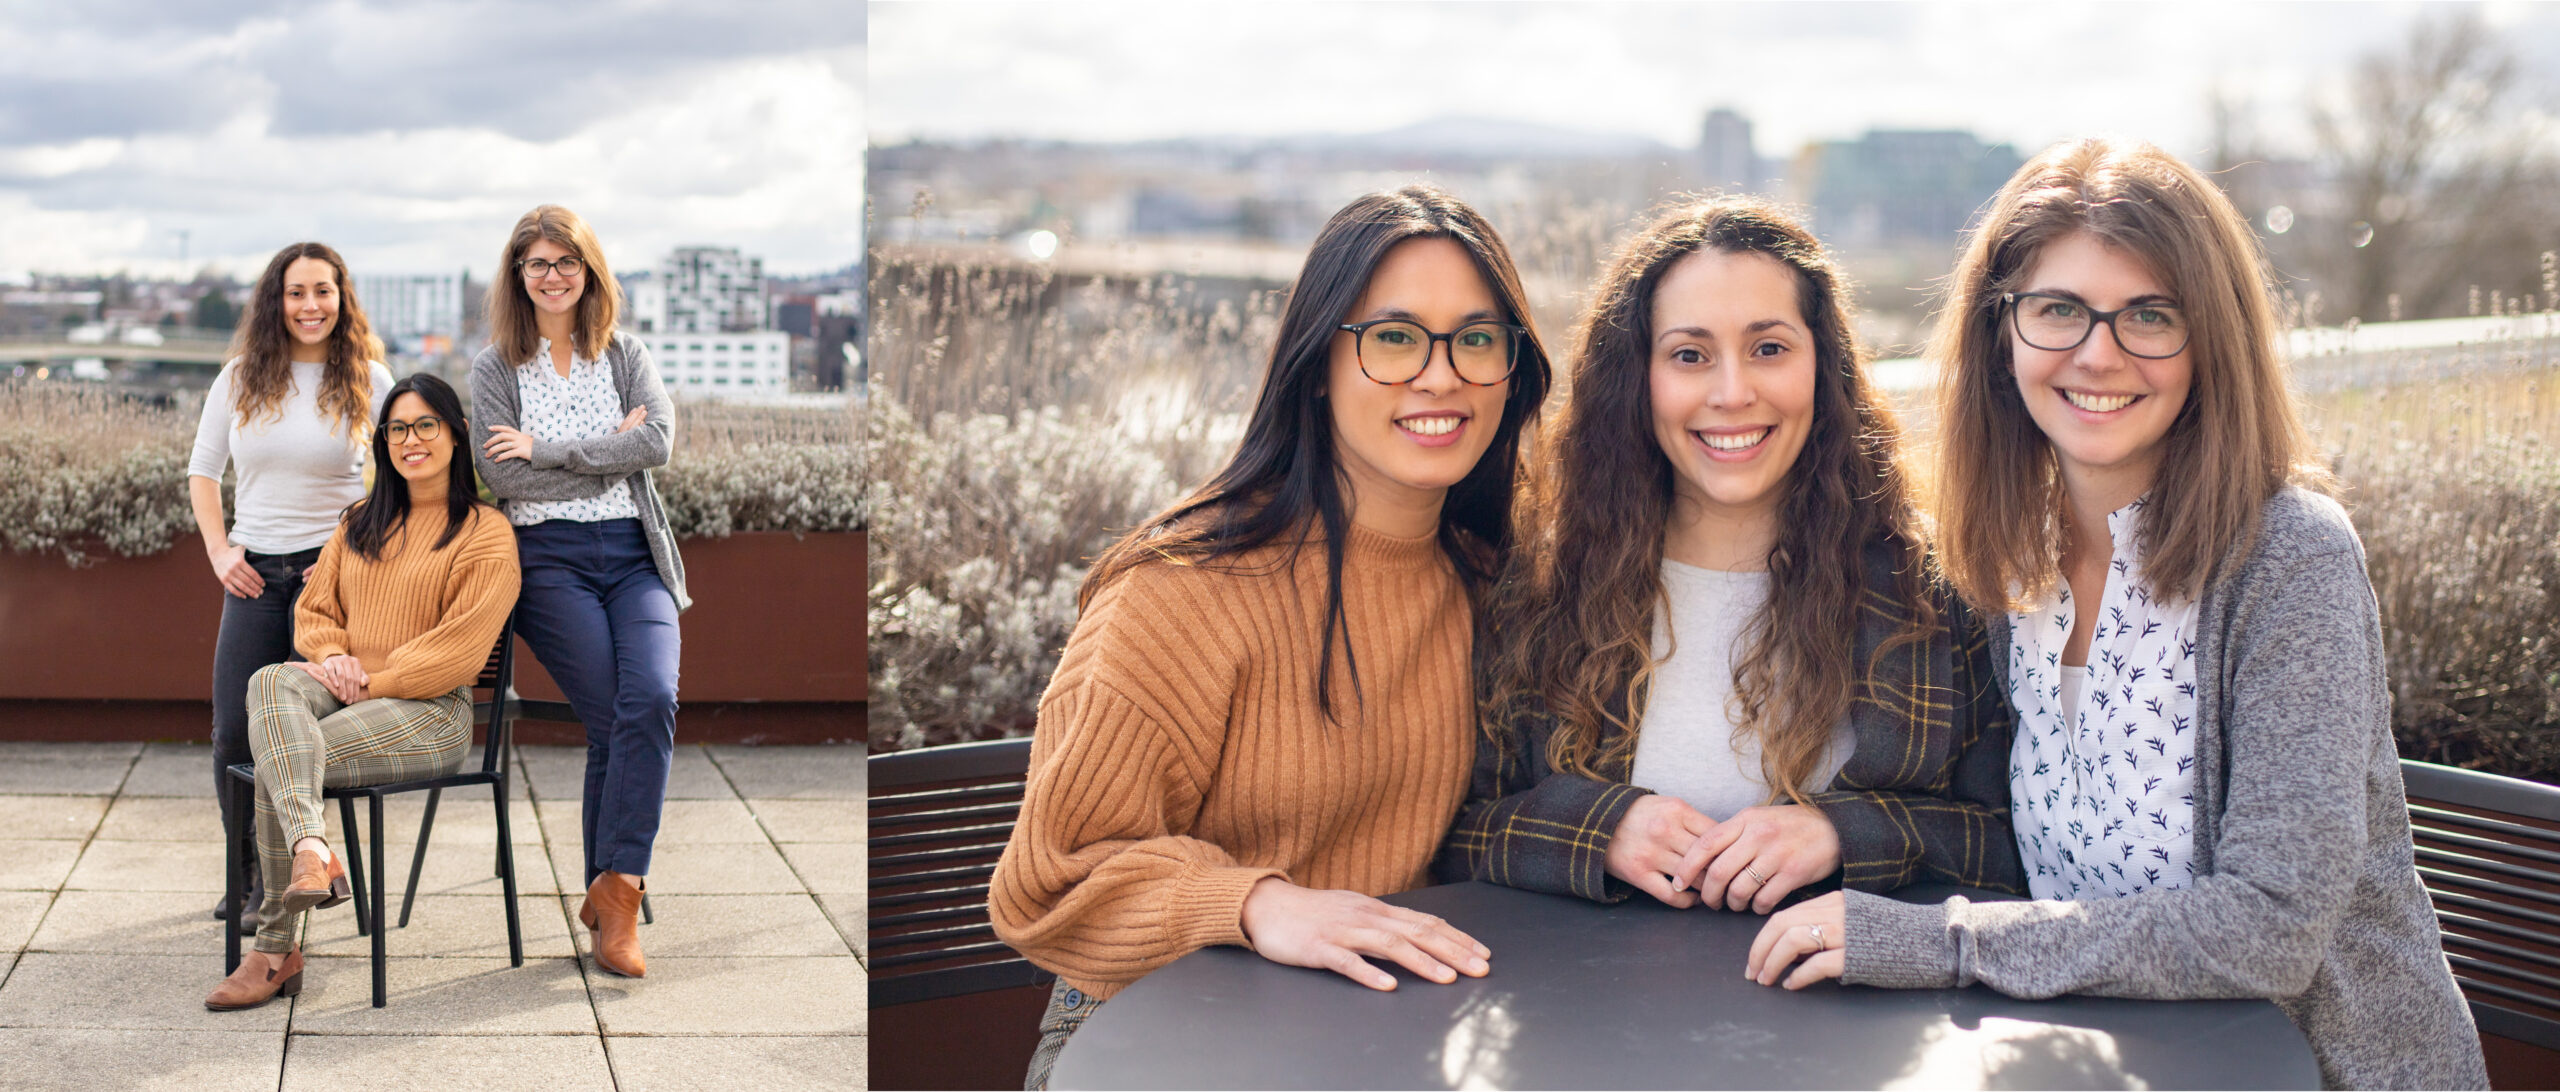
[
  {"x1": 1647, "y1": 248, "x2": 1818, "y2": 537},
  {"x1": 2008, "y1": 231, "x2": 2192, "y2": 502},
  {"x1": 1325, "y1": 236, "x2": 1512, "y2": 530},
  {"x1": 280, "y1": 256, "x2": 341, "y2": 349},
  {"x1": 384, "y1": 391, "x2": 453, "y2": 488},
  {"x1": 520, "y1": 236, "x2": 586, "y2": 319}
]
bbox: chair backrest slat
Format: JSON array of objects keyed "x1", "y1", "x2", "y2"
[
  {"x1": 869, "y1": 737, "x2": 1046, "y2": 1007},
  {"x1": 2405, "y1": 758, "x2": 2560, "y2": 1054}
]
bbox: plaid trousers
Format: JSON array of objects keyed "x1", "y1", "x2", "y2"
[
  {"x1": 1022, "y1": 980, "x2": 1104, "y2": 1090},
  {"x1": 246, "y1": 664, "x2": 470, "y2": 953}
]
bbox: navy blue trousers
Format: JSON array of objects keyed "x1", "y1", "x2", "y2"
[{"x1": 513, "y1": 518, "x2": 680, "y2": 885}]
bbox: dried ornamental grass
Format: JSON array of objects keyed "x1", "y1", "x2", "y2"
[{"x1": 0, "y1": 382, "x2": 203, "y2": 565}]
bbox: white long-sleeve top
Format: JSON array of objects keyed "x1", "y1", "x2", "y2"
[{"x1": 187, "y1": 358, "x2": 395, "y2": 554}]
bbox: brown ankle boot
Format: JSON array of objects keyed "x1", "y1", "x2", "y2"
[
  {"x1": 586, "y1": 873, "x2": 646, "y2": 978},
  {"x1": 206, "y1": 948, "x2": 304, "y2": 1011},
  {"x1": 279, "y1": 848, "x2": 348, "y2": 915}
]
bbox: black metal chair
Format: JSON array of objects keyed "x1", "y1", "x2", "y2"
[
  {"x1": 869, "y1": 736, "x2": 1050, "y2": 1090},
  {"x1": 411, "y1": 692, "x2": 651, "y2": 925},
  {"x1": 222, "y1": 618, "x2": 525, "y2": 1009},
  {"x1": 2403, "y1": 758, "x2": 2560, "y2": 1071}
]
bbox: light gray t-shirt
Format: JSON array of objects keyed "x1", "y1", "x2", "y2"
[
  {"x1": 187, "y1": 358, "x2": 395, "y2": 554},
  {"x1": 1629, "y1": 559, "x2": 1855, "y2": 821}
]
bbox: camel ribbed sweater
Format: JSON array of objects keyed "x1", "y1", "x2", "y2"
[
  {"x1": 294, "y1": 503, "x2": 520, "y2": 700},
  {"x1": 989, "y1": 523, "x2": 1477, "y2": 999}
]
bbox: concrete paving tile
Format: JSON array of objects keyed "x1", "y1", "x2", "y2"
[
  {"x1": 96, "y1": 796, "x2": 227, "y2": 842},
  {"x1": 0, "y1": 891, "x2": 49, "y2": 952},
  {"x1": 745, "y1": 799, "x2": 860, "y2": 843},
  {"x1": 0, "y1": 796, "x2": 109, "y2": 840},
  {"x1": 776, "y1": 843, "x2": 862, "y2": 895},
  {"x1": 282, "y1": 1033, "x2": 612, "y2": 1092},
  {"x1": 0, "y1": 1028, "x2": 283, "y2": 1092},
  {"x1": 706, "y1": 745, "x2": 862, "y2": 799},
  {"x1": 0, "y1": 841, "x2": 86, "y2": 891},
  {"x1": 289, "y1": 956, "x2": 596, "y2": 1035},
  {"x1": 517, "y1": 745, "x2": 733, "y2": 802},
  {"x1": 305, "y1": 896, "x2": 575, "y2": 960},
  {"x1": 608, "y1": 1034, "x2": 865, "y2": 1091},
  {"x1": 553, "y1": 842, "x2": 803, "y2": 896},
  {"x1": 25, "y1": 890, "x2": 237, "y2": 954},
  {"x1": 813, "y1": 894, "x2": 862, "y2": 961},
  {"x1": 355, "y1": 836, "x2": 563, "y2": 898},
  {"x1": 0, "y1": 745, "x2": 137, "y2": 796},
  {"x1": 0, "y1": 953, "x2": 288, "y2": 1030},
  {"x1": 63, "y1": 840, "x2": 227, "y2": 893},
  {"x1": 588, "y1": 955, "x2": 866, "y2": 1036},
  {"x1": 559, "y1": 895, "x2": 847, "y2": 959},
  {"x1": 537, "y1": 799, "x2": 767, "y2": 845},
  {"x1": 319, "y1": 792, "x2": 544, "y2": 848},
  {"x1": 123, "y1": 743, "x2": 219, "y2": 797}
]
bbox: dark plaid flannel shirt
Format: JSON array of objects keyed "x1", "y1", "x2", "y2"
[{"x1": 1433, "y1": 540, "x2": 2026, "y2": 902}]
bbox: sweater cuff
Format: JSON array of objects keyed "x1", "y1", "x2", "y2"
[
  {"x1": 1167, "y1": 863, "x2": 1287, "y2": 953},
  {"x1": 1842, "y1": 888, "x2": 1963, "y2": 989},
  {"x1": 363, "y1": 666, "x2": 407, "y2": 700}
]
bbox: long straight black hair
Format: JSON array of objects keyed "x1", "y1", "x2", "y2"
[
  {"x1": 344, "y1": 373, "x2": 488, "y2": 561},
  {"x1": 1081, "y1": 184, "x2": 1554, "y2": 722}
]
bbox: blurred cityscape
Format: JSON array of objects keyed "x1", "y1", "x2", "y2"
[{"x1": 0, "y1": 250, "x2": 866, "y2": 406}]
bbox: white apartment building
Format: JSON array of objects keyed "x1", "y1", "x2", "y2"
[
  {"x1": 637, "y1": 330, "x2": 793, "y2": 395},
  {"x1": 660, "y1": 247, "x2": 767, "y2": 334},
  {"x1": 356, "y1": 272, "x2": 466, "y2": 351},
  {"x1": 610, "y1": 248, "x2": 793, "y2": 399}
]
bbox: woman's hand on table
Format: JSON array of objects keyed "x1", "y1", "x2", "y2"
[
  {"x1": 1679, "y1": 803, "x2": 1841, "y2": 913},
  {"x1": 1748, "y1": 890, "x2": 1847, "y2": 989},
  {"x1": 1239, "y1": 877, "x2": 1491, "y2": 992},
  {"x1": 1606, "y1": 793, "x2": 1718, "y2": 908}
]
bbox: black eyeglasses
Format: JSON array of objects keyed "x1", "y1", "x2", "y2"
[
  {"x1": 518, "y1": 256, "x2": 584, "y2": 279},
  {"x1": 2004, "y1": 292, "x2": 2190, "y2": 359},
  {"x1": 1337, "y1": 319, "x2": 1524, "y2": 386},
  {"x1": 384, "y1": 417, "x2": 443, "y2": 444}
]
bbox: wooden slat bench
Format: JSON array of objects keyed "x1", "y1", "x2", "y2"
[
  {"x1": 2404, "y1": 758, "x2": 2560, "y2": 1088},
  {"x1": 869, "y1": 737, "x2": 1049, "y2": 1090}
]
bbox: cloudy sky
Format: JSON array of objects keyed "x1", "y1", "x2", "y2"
[
  {"x1": 0, "y1": 0, "x2": 864, "y2": 282},
  {"x1": 874, "y1": 1, "x2": 2560, "y2": 160}
]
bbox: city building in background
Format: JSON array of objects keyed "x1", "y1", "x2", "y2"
[
  {"x1": 661, "y1": 246, "x2": 770, "y2": 334},
  {"x1": 356, "y1": 271, "x2": 469, "y2": 358}
]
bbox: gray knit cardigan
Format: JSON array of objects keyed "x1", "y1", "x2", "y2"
[
  {"x1": 1843, "y1": 487, "x2": 2484, "y2": 1090},
  {"x1": 468, "y1": 331, "x2": 690, "y2": 612}
]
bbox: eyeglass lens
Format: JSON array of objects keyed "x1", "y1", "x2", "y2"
[
  {"x1": 521, "y1": 257, "x2": 583, "y2": 278},
  {"x1": 386, "y1": 418, "x2": 442, "y2": 443},
  {"x1": 1357, "y1": 321, "x2": 1516, "y2": 384},
  {"x1": 2013, "y1": 295, "x2": 2188, "y2": 357}
]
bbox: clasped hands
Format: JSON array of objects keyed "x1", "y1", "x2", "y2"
[
  {"x1": 288, "y1": 655, "x2": 372, "y2": 705},
  {"x1": 1608, "y1": 794, "x2": 1851, "y2": 989}
]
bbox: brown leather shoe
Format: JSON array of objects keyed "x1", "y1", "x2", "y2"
[
  {"x1": 586, "y1": 873, "x2": 646, "y2": 978},
  {"x1": 280, "y1": 848, "x2": 349, "y2": 915},
  {"x1": 206, "y1": 948, "x2": 304, "y2": 1011}
]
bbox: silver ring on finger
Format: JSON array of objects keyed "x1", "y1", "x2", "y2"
[
  {"x1": 1744, "y1": 865, "x2": 1771, "y2": 887},
  {"x1": 1807, "y1": 923, "x2": 1827, "y2": 950}
]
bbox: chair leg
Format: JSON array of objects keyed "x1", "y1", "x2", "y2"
[
  {"x1": 401, "y1": 786, "x2": 441, "y2": 928},
  {"x1": 340, "y1": 796, "x2": 370, "y2": 937},
  {"x1": 222, "y1": 776, "x2": 245, "y2": 974},
  {"x1": 641, "y1": 893, "x2": 653, "y2": 925},
  {"x1": 495, "y1": 774, "x2": 523, "y2": 967},
  {"x1": 370, "y1": 794, "x2": 388, "y2": 1009}
]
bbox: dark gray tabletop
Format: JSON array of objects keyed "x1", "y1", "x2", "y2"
[{"x1": 1050, "y1": 881, "x2": 2318, "y2": 1090}]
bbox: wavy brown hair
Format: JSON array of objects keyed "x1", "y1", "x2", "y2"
[
  {"x1": 486, "y1": 204, "x2": 622, "y2": 365},
  {"x1": 1082, "y1": 184, "x2": 1553, "y2": 723},
  {"x1": 1485, "y1": 196, "x2": 1930, "y2": 804},
  {"x1": 1932, "y1": 138, "x2": 2331, "y2": 612},
  {"x1": 226, "y1": 242, "x2": 378, "y2": 440}
]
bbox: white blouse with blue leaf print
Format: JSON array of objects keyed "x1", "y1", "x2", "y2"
[{"x1": 2007, "y1": 495, "x2": 2202, "y2": 901}]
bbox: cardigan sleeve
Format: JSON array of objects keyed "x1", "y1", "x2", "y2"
[
  {"x1": 526, "y1": 335, "x2": 674, "y2": 476},
  {"x1": 986, "y1": 564, "x2": 1284, "y2": 996},
  {"x1": 470, "y1": 348, "x2": 609, "y2": 504},
  {"x1": 1811, "y1": 593, "x2": 2025, "y2": 896},
  {"x1": 1432, "y1": 700, "x2": 1648, "y2": 903},
  {"x1": 1842, "y1": 544, "x2": 2378, "y2": 999},
  {"x1": 362, "y1": 511, "x2": 521, "y2": 700}
]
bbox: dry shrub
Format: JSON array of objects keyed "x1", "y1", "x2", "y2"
[
  {"x1": 0, "y1": 382, "x2": 202, "y2": 565},
  {"x1": 655, "y1": 399, "x2": 865, "y2": 536}
]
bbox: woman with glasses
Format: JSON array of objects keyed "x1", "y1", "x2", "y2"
[
  {"x1": 990, "y1": 184, "x2": 1550, "y2": 1089},
  {"x1": 1746, "y1": 139, "x2": 2485, "y2": 1089},
  {"x1": 1437, "y1": 197, "x2": 2020, "y2": 917},
  {"x1": 188, "y1": 242, "x2": 396, "y2": 933},
  {"x1": 206, "y1": 373, "x2": 519, "y2": 1010},
  {"x1": 469, "y1": 204, "x2": 684, "y2": 981}
]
